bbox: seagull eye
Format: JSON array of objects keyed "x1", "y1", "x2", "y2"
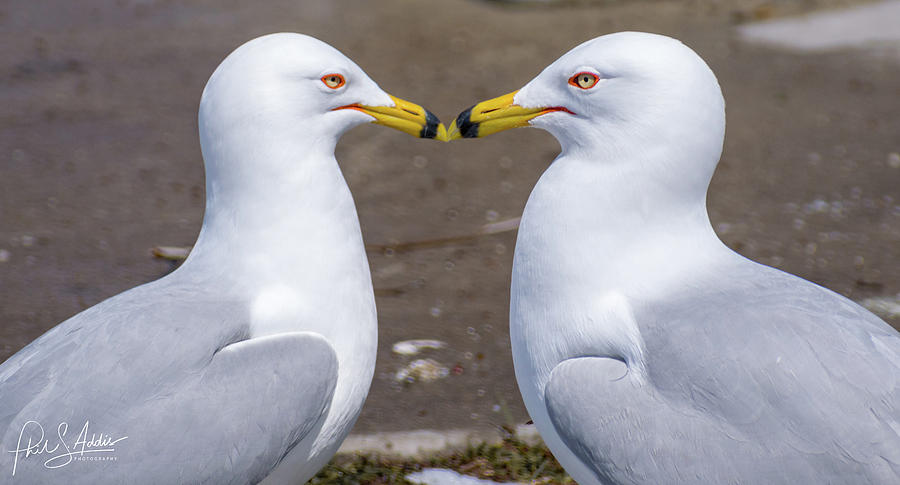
[
  {"x1": 321, "y1": 74, "x2": 346, "y2": 89},
  {"x1": 569, "y1": 72, "x2": 599, "y2": 90}
]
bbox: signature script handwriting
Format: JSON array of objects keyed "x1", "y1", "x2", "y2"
[{"x1": 6, "y1": 420, "x2": 128, "y2": 477}]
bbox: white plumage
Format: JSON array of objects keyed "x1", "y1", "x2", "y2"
[
  {"x1": 0, "y1": 33, "x2": 442, "y2": 484},
  {"x1": 451, "y1": 31, "x2": 900, "y2": 484}
]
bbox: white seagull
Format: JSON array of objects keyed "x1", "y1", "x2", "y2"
[
  {"x1": 449, "y1": 32, "x2": 900, "y2": 484},
  {"x1": 0, "y1": 33, "x2": 445, "y2": 484}
]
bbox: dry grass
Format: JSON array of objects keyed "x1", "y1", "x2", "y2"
[{"x1": 308, "y1": 433, "x2": 572, "y2": 484}]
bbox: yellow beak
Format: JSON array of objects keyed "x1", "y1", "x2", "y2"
[
  {"x1": 447, "y1": 90, "x2": 573, "y2": 141},
  {"x1": 335, "y1": 94, "x2": 448, "y2": 141}
]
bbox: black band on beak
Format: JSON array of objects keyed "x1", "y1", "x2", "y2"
[
  {"x1": 420, "y1": 109, "x2": 442, "y2": 139},
  {"x1": 454, "y1": 106, "x2": 479, "y2": 138}
]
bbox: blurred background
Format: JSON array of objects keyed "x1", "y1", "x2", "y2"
[{"x1": 1, "y1": 0, "x2": 898, "y2": 439}]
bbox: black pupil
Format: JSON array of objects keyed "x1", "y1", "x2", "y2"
[
  {"x1": 331, "y1": 77, "x2": 338, "y2": 83},
  {"x1": 582, "y1": 76, "x2": 590, "y2": 84}
]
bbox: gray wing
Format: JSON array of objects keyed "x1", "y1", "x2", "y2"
[
  {"x1": 546, "y1": 260, "x2": 900, "y2": 485},
  {"x1": 0, "y1": 277, "x2": 338, "y2": 484}
]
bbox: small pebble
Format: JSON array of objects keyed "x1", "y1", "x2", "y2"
[
  {"x1": 806, "y1": 199, "x2": 829, "y2": 214},
  {"x1": 888, "y1": 152, "x2": 900, "y2": 169},
  {"x1": 11, "y1": 149, "x2": 26, "y2": 163}
]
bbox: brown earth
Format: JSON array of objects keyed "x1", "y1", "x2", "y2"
[{"x1": 1, "y1": 0, "x2": 897, "y2": 435}]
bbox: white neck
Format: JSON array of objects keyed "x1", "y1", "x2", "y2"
[
  {"x1": 183, "y1": 120, "x2": 359, "y2": 286},
  {"x1": 180, "y1": 110, "x2": 377, "y2": 469},
  {"x1": 516, "y1": 149, "x2": 728, "y2": 300}
]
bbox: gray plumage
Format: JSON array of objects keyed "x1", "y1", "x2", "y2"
[
  {"x1": 0, "y1": 32, "x2": 443, "y2": 483},
  {"x1": 546, "y1": 259, "x2": 900, "y2": 484},
  {"x1": 461, "y1": 31, "x2": 900, "y2": 484},
  {"x1": 1, "y1": 273, "x2": 337, "y2": 484}
]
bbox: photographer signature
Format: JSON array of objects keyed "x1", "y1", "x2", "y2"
[{"x1": 7, "y1": 420, "x2": 128, "y2": 477}]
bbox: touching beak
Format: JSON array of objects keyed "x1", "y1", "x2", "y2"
[
  {"x1": 335, "y1": 94, "x2": 448, "y2": 141},
  {"x1": 447, "y1": 90, "x2": 573, "y2": 140}
]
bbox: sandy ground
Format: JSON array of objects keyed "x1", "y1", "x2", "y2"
[{"x1": 1, "y1": 0, "x2": 898, "y2": 435}]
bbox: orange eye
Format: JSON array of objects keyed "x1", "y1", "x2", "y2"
[
  {"x1": 568, "y1": 71, "x2": 599, "y2": 90},
  {"x1": 321, "y1": 73, "x2": 346, "y2": 89}
]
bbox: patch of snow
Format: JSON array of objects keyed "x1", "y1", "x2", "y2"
[
  {"x1": 406, "y1": 468, "x2": 523, "y2": 485},
  {"x1": 737, "y1": 1, "x2": 900, "y2": 53},
  {"x1": 392, "y1": 339, "x2": 447, "y2": 356},
  {"x1": 395, "y1": 358, "x2": 449, "y2": 383}
]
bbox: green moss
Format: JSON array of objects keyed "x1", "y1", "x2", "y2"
[{"x1": 308, "y1": 434, "x2": 572, "y2": 484}]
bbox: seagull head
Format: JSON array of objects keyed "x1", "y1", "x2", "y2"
[
  {"x1": 199, "y1": 33, "x2": 447, "y2": 154},
  {"x1": 447, "y1": 32, "x2": 724, "y2": 165}
]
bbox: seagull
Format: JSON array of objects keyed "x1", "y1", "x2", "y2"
[
  {"x1": 0, "y1": 33, "x2": 445, "y2": 484},
  {"x1": 448, "y1": 31, "x2": 900, "y2": 484}
]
